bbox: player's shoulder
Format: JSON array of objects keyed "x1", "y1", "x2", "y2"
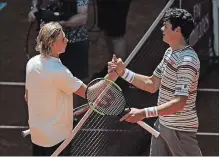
[
  {"x1": 52, "y1": 61, "x2": 73, "y2": 77},
  {"x1": 178, "y1": 46, "x2": 200, "y2": 70},
  {"x1": 181, "y1": 45, "x2": 197, "y2": 55},
  {"x1": 180, "y1": 46, "x2": 199, "y2": 61},
  {"x1": 26, "y1": 54, "x2": 41, "y2": 67},
  {"x1": 181, "y1": 46, "x2": 199, "y2": 59},
  {"x1": 28, "y1": 54, "x2": 40, "y2": 62}
]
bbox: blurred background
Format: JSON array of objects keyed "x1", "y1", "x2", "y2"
[{"x1": 0, "y1": 0, "x2": 219, "y2": 155}]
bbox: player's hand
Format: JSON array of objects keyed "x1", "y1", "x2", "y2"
[
  {"x1": 108, "y1": 55, "x2": 125, "y2": 76},
  {"x1": 107, "y1": 54, "x2": 118, "y2": 78},
  {"x1": 28, "y1": 7, "x2": 38, "y2": 22},
  {"x1": 120, "y1": 108, "x2": 146, "y2": 123}
]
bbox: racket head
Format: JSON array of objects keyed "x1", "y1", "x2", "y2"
[{"x1": 85, "y1": 78, "x2": 127, "y2": 116}]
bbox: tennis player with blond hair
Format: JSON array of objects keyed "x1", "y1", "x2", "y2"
[
  {"x1": 25, "y1": 22, "x2": 87, "y2": 155},
  {"x1": 25, "y1": 21, "x2": 117, "y2": 156}
]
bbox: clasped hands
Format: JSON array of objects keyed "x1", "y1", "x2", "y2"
[{"x1": 107, "y1": 55, "x2": 146, "y2": 123}]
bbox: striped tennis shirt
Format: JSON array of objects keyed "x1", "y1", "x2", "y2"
[{"x1": 153, "y1": 45, "x2": 200, "y2": 132}]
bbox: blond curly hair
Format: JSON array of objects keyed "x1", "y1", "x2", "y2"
[{"x1": 35, "y1": 22, "x2": 62, "y2": 57}]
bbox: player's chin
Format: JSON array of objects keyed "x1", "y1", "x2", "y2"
[
  {"x1": 61, "y1": 48, "x2": 66, "y2": 53},
  {"x1": 162, "y1": 37, "x2": 169, "y2": 44},
  {"x1": 62, "y1": 45, "x2": 67, "y2": 52},
  {"x1": 59, "y1": 51, "x2": 64, "y2": 54}
]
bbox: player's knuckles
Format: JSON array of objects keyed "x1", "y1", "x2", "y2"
[
  {"x1": 107, "y1": 66, "x2": 114, "y2": 71},
  {"x1": 108, "y1": 61, "x2": 114, "y2": 65},
  {"x1": 126, "y1": 117, "x2": 135, "y2": 123},
  {"x1": 124, "y1": 108, "x2": 130, "y2": 112},
  {"x1": 107, "y1": 69, "x2": 113, "y2": 73},
  {"x1": 117, "y1": 58, "x2": 122, "y2": 62},
  {"x1": 109, "y1": 64, "x2": 116, "y2": 68},
  {"x1": 123, "y1": 113, "x2": 131, "y2": 120},
  {"x1": 121, "y1": 113, "x2": 128, "y2": 120}
]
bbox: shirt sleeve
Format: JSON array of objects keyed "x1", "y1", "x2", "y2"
[
  {"x1": 174, "y1": 54, "x2": 200, "y2": 96},
  {"x1": 153, "y1": 57, "x2": 165, "y2": 79},
  {"x1": 25, "y1": 61, "x2": 31, "y2": 90},
  {"x1": 153, "y1": 48, "x2": 171, "y2": 79},
  {"x1": 77, "y1": 0, "x2": 88, "y2": 7},
  {"x1": 55, "y1": 67, "x2": 83, "y2": 95}
]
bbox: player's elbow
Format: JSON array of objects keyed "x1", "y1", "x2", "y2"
[
  {"x1": 149, "y1": 86, "x2": 158, "y2": 93},
  {"x1": 146, "y1": 84, "x2": 158, "y2": 93},
  {"x1": 147, "y1": 88, "x2": 155, "y2": 93},
  {"x1": 176, "y1": 103, "x2": 185, "y2": 112},
  {"x1": 174, "y1": 96, "x2": 187, "y2": 112},
  {"x1": 147, "y1": 76, "x2": 160, "y2": 93}
]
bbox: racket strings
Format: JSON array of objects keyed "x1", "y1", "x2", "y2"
[{"x1": 87, "y1": 80, "x2": 126, "y2": 116}]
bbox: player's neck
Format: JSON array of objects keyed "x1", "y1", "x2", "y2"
[
  {"x1": 169, "y1": 38, "x2": 188, "y2": 51},
  {"x1": 50, "y1": 51, "x2": 59, "y2": 58}
]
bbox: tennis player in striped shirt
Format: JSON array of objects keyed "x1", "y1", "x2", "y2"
[{"x1": 108, "y1": 8, "x2": 202, "y2": 156}]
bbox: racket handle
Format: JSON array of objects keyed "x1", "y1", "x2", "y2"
[
  {"x1": 21, "y1": 129, "x2": 30, "y2": 137},
  {"x1": 137, "y1": 121, "x2": 160, "y2": 138}
]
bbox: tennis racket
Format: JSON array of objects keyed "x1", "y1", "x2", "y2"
[
  {"x1": 21, "y1": 103, "x2": 90, "y2": 137},
  {"x1": 85, "y1": 77, "x2": 160, "y2": 137}
]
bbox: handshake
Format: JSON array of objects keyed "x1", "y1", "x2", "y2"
[
  {"x1": 108, "y1": 54, "x2": 135, "y2": 83},
  {"x1": 108, "y1": 54, "x2": 125, "y2": 77}
]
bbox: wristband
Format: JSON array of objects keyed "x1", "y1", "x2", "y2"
[
  {"x1": 144, "y1": 107, "x2": 158, "y2": 118},
  {"x1": 121, "y1": 69, "x2": 135, "y2": 83}
]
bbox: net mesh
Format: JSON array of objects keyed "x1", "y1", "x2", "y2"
[{"x1": 69, "y1": 113, "x2": 145, "y2": 156}]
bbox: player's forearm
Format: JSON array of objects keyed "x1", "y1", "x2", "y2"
[
  {"x1": 156, "y1": 97, "x2": 185, "y2": 116},
  {"x1": 61, "y1": 13, "x2": 87, "y2": 28},
  {"x1": 144, "y1": 96, "x2": 185, "y2": 118},
  {"x1": 131, "y1": 74, "x2": 156, "y2": 93},
  {"x1": 120, "y1": 69, "x2": 156, "y2": 93}
]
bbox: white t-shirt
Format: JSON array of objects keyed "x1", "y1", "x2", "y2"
[{"x1": 25, "y1": 54, "x2": 83, "y2": 147}]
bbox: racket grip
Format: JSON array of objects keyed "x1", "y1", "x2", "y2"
[
  {"x1": 21, "y1": 129, "x2": 30, "y2": 137},
  {"x1": 137, "y1": 121, "x2": 160, "y2": 138}
]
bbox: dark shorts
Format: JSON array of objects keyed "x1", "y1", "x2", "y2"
[
  {"x1": 32, "y1": 141, "x2": 71, "y2": 156},
  {"x1": 59, "y1": 40, "x2": 89, "y2": 80},
  {"x1": 96, "y1": 0, "x2": 132, "y2": 37}
]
